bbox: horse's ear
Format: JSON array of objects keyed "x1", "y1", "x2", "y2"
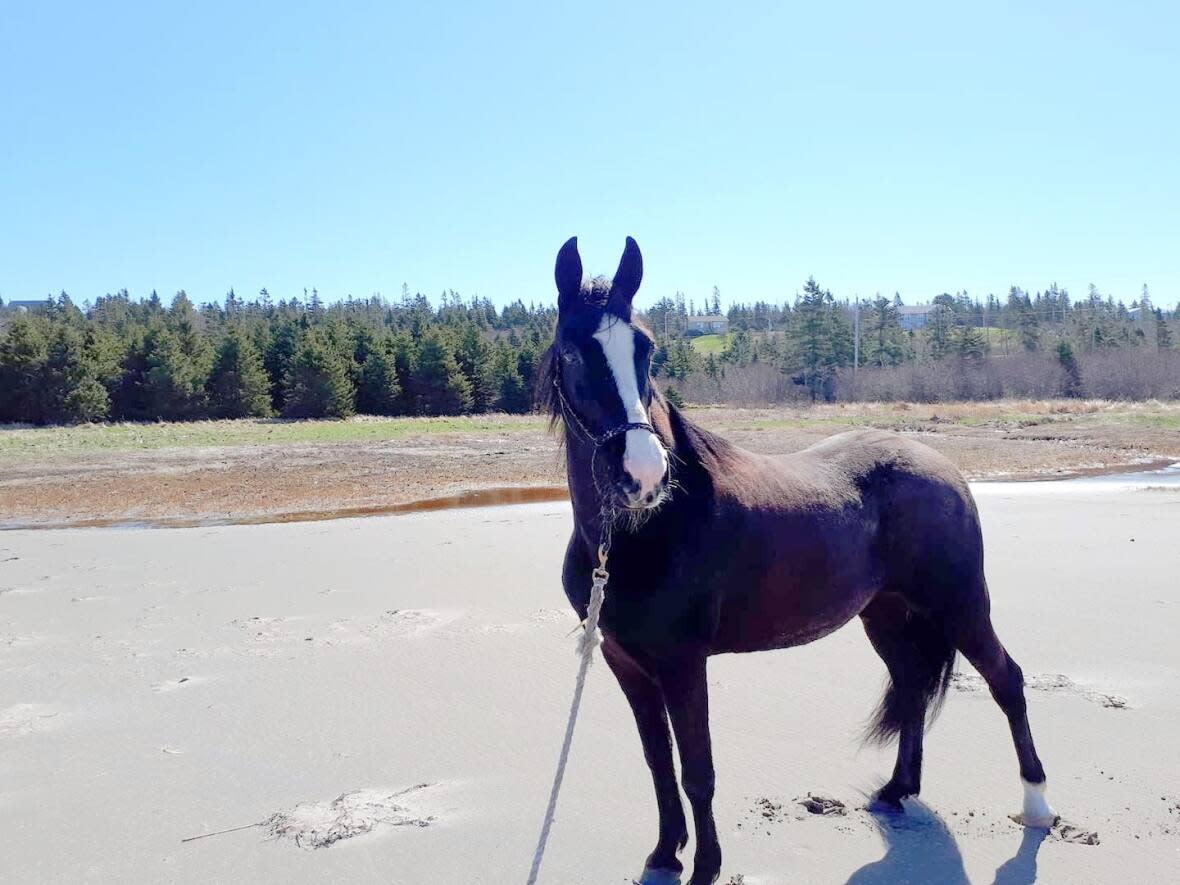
[
  {"x1": 608, "y1": 236, "x2": 643, "y2": 318},
  {"x1": 554, "y1": 236, "x2": 583, "y2": 314}
]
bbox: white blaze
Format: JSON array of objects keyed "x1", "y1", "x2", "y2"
[{"x1": 593, "y1": 315, "x2": 668, "y2": 499}]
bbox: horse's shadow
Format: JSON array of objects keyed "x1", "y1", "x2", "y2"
[
  {"x1": 844, "y1": 801, "x2": 1049, "y2": 885},
  {"x1": 991, "y1": 826, "x2": 1050, "y2": 885}
]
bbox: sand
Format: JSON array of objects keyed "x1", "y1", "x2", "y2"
[{"x1": 2, "y1": 471, "x2": 1179, "y2": 883}]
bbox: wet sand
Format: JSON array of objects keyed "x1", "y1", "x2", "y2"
[{"x1": 1, "y1": 472, "x2": 1178, "y2": 883}]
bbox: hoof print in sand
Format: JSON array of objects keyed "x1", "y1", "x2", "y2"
[
  {"x1": 798, "y1": 793, "x2": 847, "y2": 816},
  {"x1": 951, "y1": 672, "x2": 1129, "y2": 710},
  {"x1": 1053, "y1": 821, "x2": 1100, "y2": 845},
  {"x1": 264, "y1": 785, "x2": 435, "y2": 849},
  {"x1": 1007, "y1": 814, "x2": 1099, "y2": 845}
]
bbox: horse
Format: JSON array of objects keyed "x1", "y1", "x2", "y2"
[{"x1": 541, "y1": 236, "x2": 1057, "y2": 885}]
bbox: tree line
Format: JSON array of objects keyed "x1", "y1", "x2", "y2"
[
  {"x1": 0, "y1": 289, "x2": 553, "y2": 425},
  {"x1": 652, "y1": 280, "x2": 1178, "y2": 401},
  {"x1": 2, "y1": 278, "x2": 1177, "y2": 425}
]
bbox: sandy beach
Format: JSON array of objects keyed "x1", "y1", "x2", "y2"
[{"x1": 2, "y1": 469, "x2": 1179, "y2": 883}]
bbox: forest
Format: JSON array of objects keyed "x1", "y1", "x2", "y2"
[{"x1": 1, "y1": 279, "x2": 1177, "y2": 425}]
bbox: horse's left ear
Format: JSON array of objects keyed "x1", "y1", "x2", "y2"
[{"x1": 608, "y1": 236, "x2": 643, "y2": 318}]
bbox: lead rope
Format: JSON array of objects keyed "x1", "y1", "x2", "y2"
[{"x1": 525, "y1": 522, "x2": 612, "y2": 885}]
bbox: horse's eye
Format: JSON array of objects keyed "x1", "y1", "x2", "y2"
[{"x1": 561, "y1": 347, "x2": 581, "y2": 364}]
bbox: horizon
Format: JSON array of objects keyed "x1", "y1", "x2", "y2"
[{"x1": 2, "y1": 2, "x2": 1177, "y2": 312}]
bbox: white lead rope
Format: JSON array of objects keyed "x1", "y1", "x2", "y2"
[{"x1": 526, "y1": 544, "x2": 611, "y2": 885}]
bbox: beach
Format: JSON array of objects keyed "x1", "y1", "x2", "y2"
[{"x1": 2, "y1": 470, "x2": 1178, "y2": 883}]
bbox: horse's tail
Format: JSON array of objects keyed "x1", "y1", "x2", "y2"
[{"x1": 863, "y1": 611, "x2": 957, "y2": 745}]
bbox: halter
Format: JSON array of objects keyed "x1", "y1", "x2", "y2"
[{"x1": 552, "y1": 371, "x2": 656, "y2": 447}]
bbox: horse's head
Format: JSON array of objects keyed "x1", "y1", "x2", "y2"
[{"x1": 546, "y1": 236, "x2": 670, "y2": 512}]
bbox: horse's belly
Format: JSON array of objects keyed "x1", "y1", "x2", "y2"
[{"x1": 710, "y1": 529, "x2": 881, "y2": 653}]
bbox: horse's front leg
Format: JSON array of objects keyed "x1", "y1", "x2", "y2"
[
  {"x1": 660, "y1": 653, "x2": 721, "y2": 885},
  {"x1": 602, "y1": 638, "x2": 688, "y2": 884}
]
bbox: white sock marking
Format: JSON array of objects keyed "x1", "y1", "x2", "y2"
[
  {"x1": 1020, "y1": 778, "x2": 1058, "y2": 827},
  {"x1": 593, "y1": 315, "x2": 668, "y2": 498}
]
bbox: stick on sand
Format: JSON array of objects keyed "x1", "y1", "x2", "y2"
[{"x1": 181, "y1": 822, "x2": 261, "y2": 843}]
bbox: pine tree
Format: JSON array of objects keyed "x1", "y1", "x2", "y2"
[
  {"x1": 791, "y1": 277, "x2": 838, "y2": 401},
  {"x1": 1155, "y1": 309, "x2": 1174, "y2": 351},
  {"x1": 454, "y1": 323, "x2": 496, "y2": 411},
  {"x1": 283, "y1": 328, "x2": 356, "y2": 418},
  {"x1": 0, "y1": 315, "x2": 50, "y2": 423},
  {"x1": 489, "y1": 342, "x2": 529, "y2": 413},
  {"x1": 207, "y1": 328, "x2": 273, "y2": 418},
  {"x1": 927, "y1": 303, "x2": 954, "y2": 360},
  {"x1": 42, "y1": 324, "x2": 109, "y2": 423},
  {"x1": 413, "y1": 330, "x2": 473, "y2": 415},
  {"x1": 264, "y1": 320, "x2": 301, "y2": 413},
  {"x1": 866, "y1": 296, "x2": 904, "y2": 367},
  {"x1": 354, "y1": 331, "x2": 402, "y2": 415},
  {"x1": 1056, "y1": 341, "x2": 1084, "y2": 397},
  {"x1": 956, "y1": 325, "x2": 987, "y2": 362},
  {"x1": 143, "y1": 325, "x2": 208, "y2": 419}
]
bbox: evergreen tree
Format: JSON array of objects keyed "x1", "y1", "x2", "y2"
[
  {"x1": 206, "y1": 328, "x2": 273, "y2": 418},
  {"x1": 927, "y1": 303, "x2": 955, "y2": 360},
  {"x1": 264, "y1": 319, "x2": 301, "y2": 413},
  {"x1": 143, "y1": 325, "x2": 208, "y2": 419},
  {"x1": 791, "y1": 278, "x2": 837, "y2": 401},
  {"x1": 1156, "y1": 309, "x2": 1174, "y2": 350},
  {"x1": 283, "y1": 328, "x2": 356, "y2": 418},
  {"x1": 454, "y1": 323, "x2": 496, "y2": 411},
  {"x1": 1056, "y1": 341, "x2": 1084, "y2": 397},
  {"x1": 413, "y1": 330, "x2": 473, "y2": 415},
  {"x1": 489, "y1": 342, "x2": 529, "y2": 413},
  {"x1": 42, "y1": 324, "x2": 109, "y2": 423},
  {"x1": 866, "y1": 295, "x2": 904, "y2": 367},
  {"x1": 354, "y1": 331, "x2": 402, "y2": 415},
  {"x1": 0, "y1": 315, "x2": 50, "y2": 423},
  {"x1": 956, "y1": 324, "x2": 987, "y2": 362}
]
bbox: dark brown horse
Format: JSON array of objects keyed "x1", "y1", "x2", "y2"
[{"x1": 543, "y1": 237, "x2": 1057, "y2": 885}]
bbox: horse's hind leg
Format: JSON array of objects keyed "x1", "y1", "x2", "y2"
[
  {"x1": 601, "y1": 638, "x2": 688, "y2": 882},
  {"x1": 860, "y1": 594, "x2": 953, "y2": 808},
  {"x1": 956, "y1": 614, "x2": 1058, "y2": 827}
]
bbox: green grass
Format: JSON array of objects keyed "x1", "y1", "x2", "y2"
[
  {"x1": 0, "y1": 414, "x2": 548, "y2": 456},
  {"x1": 689, "y1": 333, "x2": 729, "y2": 355}
]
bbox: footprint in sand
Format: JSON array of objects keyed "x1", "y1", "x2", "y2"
[
  {"x1": 227, "y1": 616, "x2": 295, "y2": 643},
  {"x1": 263, "y1": 784, "x2": 436, "y2": 849},
  {"x1": 950, "y1": 672, "x2": 1128, "y2": 709},
  {"x1": 0, "y1": 703, "x2": 61, "y2": 737},
  {"x1": 322, "y1": 609, "x2": 462, "y2": 645}
]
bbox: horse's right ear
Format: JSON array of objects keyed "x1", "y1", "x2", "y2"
[{"x1": 554, "y1": 236, "x2": 583, "y2": 314}]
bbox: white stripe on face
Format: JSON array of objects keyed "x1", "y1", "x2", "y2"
[{"x1": 592, "y1": 314, "x2": 668, "y2": 499}]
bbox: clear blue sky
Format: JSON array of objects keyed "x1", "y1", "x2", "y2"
[{"x1": 2, "y1": 1, "x2": 1177, "y2": 311}]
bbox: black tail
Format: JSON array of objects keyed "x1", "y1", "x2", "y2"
[{"x1": 864, "y1": 612, "x2": 957, "y2": 746}]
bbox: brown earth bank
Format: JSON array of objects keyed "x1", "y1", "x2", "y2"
[{"x1": 2, "y1": 400, "x2": 1179, "y2": 527}]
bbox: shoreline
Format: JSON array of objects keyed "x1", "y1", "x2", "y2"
[{"x1": 4, "y1": 458, "x2": 1177, "y2": 532}]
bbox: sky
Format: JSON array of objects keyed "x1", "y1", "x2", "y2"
[{"x1": 2, "y1": 1, "x2": 1177, "y2": 312}]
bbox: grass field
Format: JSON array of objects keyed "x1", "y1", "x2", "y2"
[
  {"x1": 0, "y1": 413, "x2": 547, "y2": 456},
  {"x1": 689, "y1": 333, "x2": 729, "y2": 354}
]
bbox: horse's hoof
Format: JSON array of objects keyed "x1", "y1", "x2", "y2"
[
  {"x1": 635, "y1": 868, "x2": 682, "y2": 885},
  {"x1": 1015, "y1": 778, "x2": 1059, "y2": 828}
]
